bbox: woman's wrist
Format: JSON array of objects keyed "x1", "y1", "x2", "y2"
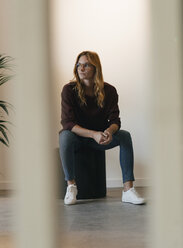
[
  {"x1": 90, "y1": 130, "x2": 96, "y2": 139},
  {"x1": 105, "y1": 128, "x2": 113, "y2": 135},
  {"x1": 105, "y1": 124, "x2": 119, "y2": 135}
]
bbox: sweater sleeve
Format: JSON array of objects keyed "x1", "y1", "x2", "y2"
[
  {"x1": 106, "y1": 86, "x2": 121, "y2": 129},
  {"x1": 61, "y1": 84, "x2": 77, "y2": 130}
]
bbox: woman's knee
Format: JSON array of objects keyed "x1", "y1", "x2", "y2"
[
  {"x1": 59, "y1": 130, "x2": 78, "y2": 148},
  {"x1": 115, "y1": 130, "x2": 132, "y2": 143}
]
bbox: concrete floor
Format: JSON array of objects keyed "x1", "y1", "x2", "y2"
[
  {"x1": 0, "y1": 187, "x2": 151, "y2": 248},
  {"x1": 58, "y1": 187, "x2": 151, "y2": 248}
]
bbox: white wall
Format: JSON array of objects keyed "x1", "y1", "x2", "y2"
[{"x1": 50, "y1": 0, "x2": 151, "y2": 187}]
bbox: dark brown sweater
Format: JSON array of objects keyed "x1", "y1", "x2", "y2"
[{"x1": 61, "y1": 82, "x2": 121, "y2": 131}]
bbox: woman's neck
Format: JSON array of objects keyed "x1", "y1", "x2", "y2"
[{"x1": 82, "y1": 80, "x2": 95, "y2": 96}]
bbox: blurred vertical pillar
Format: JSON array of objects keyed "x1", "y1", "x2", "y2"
[
  {"x1": 151, "y1": 0, "x2": 183, "y2": 247},
  {"x1": 11, "y1": 1, "x2": 59, "y2": 248}
]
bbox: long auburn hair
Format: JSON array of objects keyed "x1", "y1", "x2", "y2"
[{"x1": 72, "y1": 51, "x2": 105, "y2": 108}]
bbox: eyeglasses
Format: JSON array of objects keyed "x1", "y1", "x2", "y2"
[{"x1": 76, "y1": 62, "x2": 93, "y2": 69}]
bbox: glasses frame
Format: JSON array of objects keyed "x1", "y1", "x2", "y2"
[{"x1": 76, "y1": 62, "x2": 94, "y2": 70}]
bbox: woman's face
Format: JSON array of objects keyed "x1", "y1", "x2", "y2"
[{"x1": 77, "y1": 55, "x2": 95, "y2": 81}]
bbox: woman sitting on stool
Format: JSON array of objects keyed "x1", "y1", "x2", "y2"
[{"x1": 59, "y1": 51, "x2": 145, "y2": 205}]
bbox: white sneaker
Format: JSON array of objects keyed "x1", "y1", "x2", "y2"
[
  {"x1": 64, "y1": 184, "x2": 78, "y2": 205},
  {"x1": 122, "y1": 187, "x2": 145, "y2": 205}
]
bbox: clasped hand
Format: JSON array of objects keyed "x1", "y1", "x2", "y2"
[{"x1": 93, "y1": 130, "x2": 112, "y2": 145}]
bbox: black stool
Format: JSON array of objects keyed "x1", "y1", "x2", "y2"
[{"x1": 56, "y1": 147, "x2": 106, "y2": 200}]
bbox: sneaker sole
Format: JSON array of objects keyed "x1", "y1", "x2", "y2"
[{"x1": 122, "y1": 199, "x2": 146, "y2": 205}]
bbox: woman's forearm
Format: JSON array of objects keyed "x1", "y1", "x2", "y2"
[{"x1": 71, "y1": 124, "x2": 95, "y2": 138}]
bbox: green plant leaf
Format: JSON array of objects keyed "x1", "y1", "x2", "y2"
[
  {"x1": 0, "y1": 120, "x2": 12, "y2": 124},
  {"x1": 0, "y1": 101, "x2": 13, "y2": 115},
  {"x1": 0, "y1": 123, "x2": 9, "y2": 131},
  {"x1": 0, "y1": 102, "x2": 9, "y2": 115},
  {"x1": 0, "y1": 75, "x2": 13, "y2": 86},
  {"x1": 0, "y1": 100, "x2": 13, "y2": 107},
  {"x1": 0, "y1": 123, "x2": 13, "y2": 140},
  {"x1": 0, "y1": 54, "x2": 14, "y2": 147},
  {"x1": 0, "y1": 55, "x2": 13, "y2": 69},
  {"x1": 0, "y1": 126, "x2": 9, "y2": 143},
  {"x1": 0, "y1": 137, "x2": 9, "y2": 147}
]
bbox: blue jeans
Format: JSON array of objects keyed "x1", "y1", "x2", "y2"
[{"x1": 59, "y1": 130, "x2": 135, "y2": 183}]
